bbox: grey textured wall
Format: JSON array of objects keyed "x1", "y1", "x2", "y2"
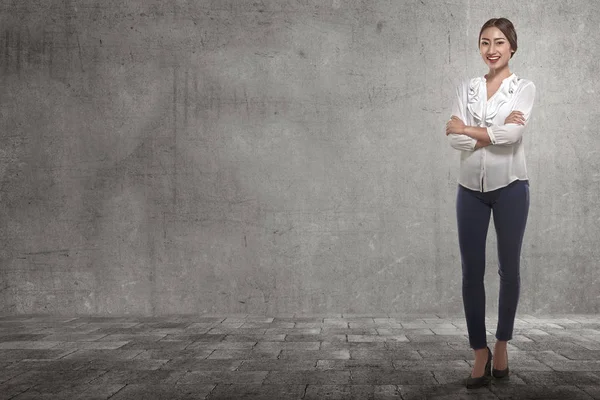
[{"x1": 1, "y1": 0, "x2": 599, "y2": 315}]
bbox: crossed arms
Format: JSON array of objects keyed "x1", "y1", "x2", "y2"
[{"x1": 445, "y1": 81, "x2": 536, "y2": 151}]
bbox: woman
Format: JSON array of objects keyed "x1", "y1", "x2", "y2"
[{"x1": 445, "y1": 17, "x2": 536, "y2": 389}]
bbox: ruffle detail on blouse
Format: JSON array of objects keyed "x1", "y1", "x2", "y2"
[{"x1": 467, "y1": 73, "x2": 519, "y2": 126}]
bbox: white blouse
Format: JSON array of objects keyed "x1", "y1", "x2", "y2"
[{"x1": 447, "y1": 73, "x2": 536, "y2": 192}]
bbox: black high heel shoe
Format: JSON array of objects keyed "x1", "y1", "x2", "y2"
[
  {"x1": 492, "y1": 348, "x2": 509, "y2": 379},
  {"x1": 465, "y1": 346, "x2": 492, "y2": 389}
]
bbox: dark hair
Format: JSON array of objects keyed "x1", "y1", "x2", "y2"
[{"x1": 479, "y1": 18, "x2": 518, "y2": 58}]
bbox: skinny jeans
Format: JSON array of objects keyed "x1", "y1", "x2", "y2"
[{"x1": 456, "y1": 179, "x2": 530, "y2": 349}]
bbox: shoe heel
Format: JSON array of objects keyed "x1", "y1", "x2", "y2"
[
  {"x1": 492, "y1": 348, "x2": 509, "y2": 379},
  {"x1": 485, "y1": 346, "x2": 492, "y2": 376},
  {"x1": 492, "y1": 367, "x2": 509, "y2": 379},
  {"x1": 465, "y1": 346, "x2": 492, "y2": 389}
]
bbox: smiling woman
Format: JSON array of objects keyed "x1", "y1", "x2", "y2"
[{"x1": 444, "y1": 17, "x2": 536, "y2": 390}]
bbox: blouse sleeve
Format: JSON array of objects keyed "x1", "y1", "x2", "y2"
[
  {"x1": 447, "y1": 79, "x2": 477, "y2": 151},
  {"x1": 486, "y1": 82, "x2": 536, "y2": 145}
]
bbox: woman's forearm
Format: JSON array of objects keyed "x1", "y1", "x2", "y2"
[
  {"x1": 474, "y1": 139, "x2": 490, "y2": 150},
  {"x1": 463, "y1": 126, "x2": 491, "y2": 144}
]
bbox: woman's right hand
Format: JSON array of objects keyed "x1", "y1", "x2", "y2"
[{"x1": 505, "y1": 110, "x2": 525, "y2": 125}]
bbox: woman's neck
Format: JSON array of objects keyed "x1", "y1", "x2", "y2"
[{"x1": 485, "y1": 66, "x2": 512, "y2": 82}]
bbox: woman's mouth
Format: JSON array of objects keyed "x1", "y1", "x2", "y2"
[{"x1": 487, "y1": 56, "x2": 500, "y2": 63}]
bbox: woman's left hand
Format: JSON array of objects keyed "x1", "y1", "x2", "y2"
[{"x1": 446, "y1": 115, "x2": 466, "y2": 136}]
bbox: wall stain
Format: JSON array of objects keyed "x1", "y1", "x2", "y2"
[
  {"x1": 15, "y1": 30, "x2": 21, "y2": 73},
  {"x1": 4, "y1": 30, "x2": 9, "y2": 75},
  {"x1": 172, "y1": 65, "x2": 178, "y2": 210},
  {"x1": 193, "y1": 70, "x2": 198, "y2": 118},
  {"x1": 76, "y1": 34, "x2": 84, "y2": 72},
  {"x1": 184, "y1": 68, "x2": 189, "y2": 128},
  {"x1": 48, "y1": 32, "x2": 53, "y2": 78}
]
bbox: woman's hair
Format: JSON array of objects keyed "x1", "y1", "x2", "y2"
[{"x1": 478, "y1": 18, "x2": 518, "y2": 58}]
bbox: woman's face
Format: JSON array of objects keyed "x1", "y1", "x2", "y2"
[{"x1": 479, "y1": 27, "x2": 512, "y2": 71}]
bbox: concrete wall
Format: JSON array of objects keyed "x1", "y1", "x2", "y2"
[{"x1": 1, "y1": 0, "x2": 599, "y2": 315}]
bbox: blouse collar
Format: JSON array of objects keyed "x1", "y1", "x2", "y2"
[{"x1": 467, "y1": 73, "x2": 519, "y2": 125}]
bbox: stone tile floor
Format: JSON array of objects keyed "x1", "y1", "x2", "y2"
[{"x1": 0, "y1": 313, "x2": 599, "y2": 399}]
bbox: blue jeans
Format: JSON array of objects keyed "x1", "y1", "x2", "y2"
[{"x1": 456, "y1": 179, "x2": 530, "y2": 350}]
